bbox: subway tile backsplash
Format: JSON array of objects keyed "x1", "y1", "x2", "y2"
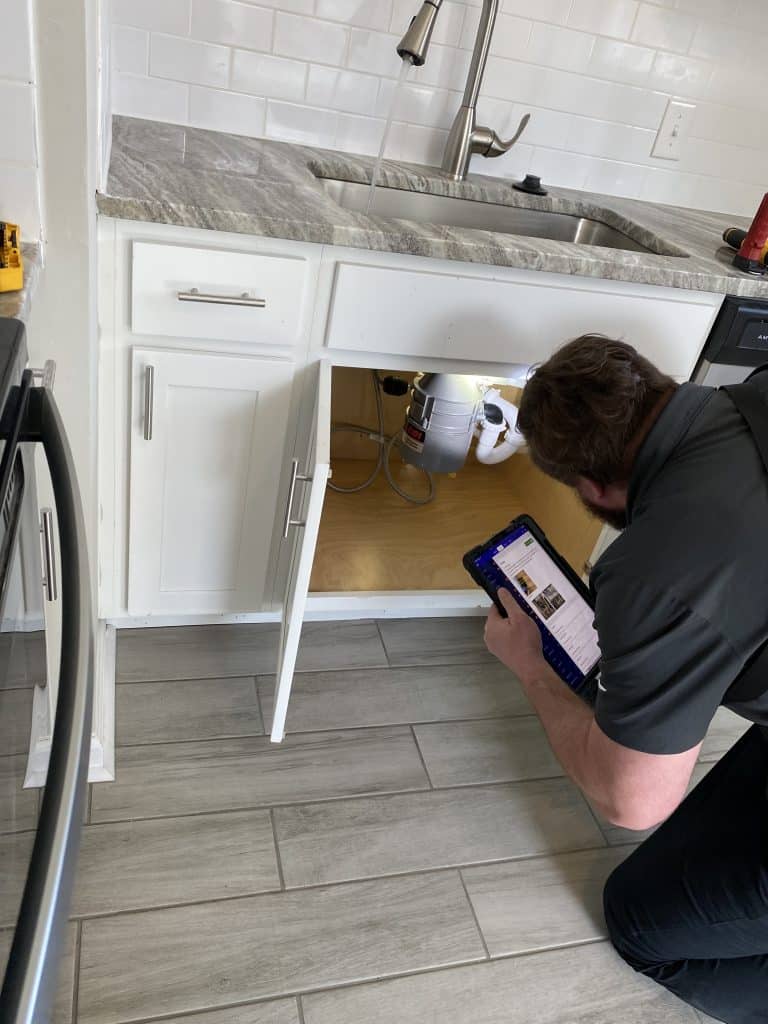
[
  {"x1": 0, "y1": 0, "x2": 42, "y2": 240},
  {"x1": 231, "y1": 51, "x2": 308, "y2": 103},
  {"x1": 102, "y1": 0, "x2": 768, "y2": 217}
]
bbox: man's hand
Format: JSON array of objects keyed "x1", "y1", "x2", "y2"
[{"x1": 484, "y1": 588, "x2": 547, "y2": 684}]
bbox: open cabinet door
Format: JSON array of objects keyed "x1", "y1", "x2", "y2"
[{"x1": 271, "y1": 360, "x2": 332, "y2": 742}]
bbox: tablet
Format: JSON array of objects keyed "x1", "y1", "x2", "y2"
[{"x1": 464, "y1": 514, "x2": 601, "y2": 702}]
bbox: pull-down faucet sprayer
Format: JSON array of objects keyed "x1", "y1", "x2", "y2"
[
  {"x1": 396, "y1": 0, "x2": 444, "y2": 66},
  {"x1": 396, "y1": 0, "x2": 530, "y2": 181}
]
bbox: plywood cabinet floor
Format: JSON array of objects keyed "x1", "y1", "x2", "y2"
[
  {"x1": 33, "y1": 619, "x2": 737, "y2": 1022},
  {"x1": 312, "y1": 457, "x2": 602, "y2": 592}
]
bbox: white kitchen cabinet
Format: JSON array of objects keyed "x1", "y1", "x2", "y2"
[
  {"x1": 96, "y1": 219, "x2": 732, "y2": 745},
  {"x1": 99, "y1": 220, "x2": 726, "y2": 636},
  {"x1": 271, "y1": 359, "x2": 331, "y2": 742},
  {"x1": 128, "y1": 347, "x2": 295, "y2": 615}
]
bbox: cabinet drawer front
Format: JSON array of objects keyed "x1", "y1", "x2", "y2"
[
  {"x1": 132, "y1": 241, "x2": 307, "y2": 344},
  {"x1": 324, "y1": 261, "x2": 719, "y2": 379}
]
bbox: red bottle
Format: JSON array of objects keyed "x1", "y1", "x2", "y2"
[{"x1": 734, "y1": 192, "x2": 768, "y2": 275}]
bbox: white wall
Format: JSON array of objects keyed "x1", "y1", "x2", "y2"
[
  {"x1": 0, "y1": 0, "x2": 43, "y2": 240},
  {"x1": 27, "y1": 0, "x2": 111, "y2": 779},
  {"x1": 28, "y1": 0, "x2": 101, "y2": 564},
  {"x1": 109, "y1": 0, "x2": 768, "y2": 218}
]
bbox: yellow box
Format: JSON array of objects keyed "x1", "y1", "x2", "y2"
[{"x1": 0, "y1": 223, "x2": 24, "y2": 293}]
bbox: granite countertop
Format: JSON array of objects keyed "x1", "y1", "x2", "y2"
[
  {"x1": 0, "y1": 244, "x2": 42, "y2": 323},
  {"x1": 98, "y1": 115, "x2": 768, "y2": 298}
]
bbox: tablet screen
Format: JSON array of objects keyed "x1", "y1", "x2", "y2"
[{"x1": 472, "y1": 523, "x2": 601, "y2": 684}]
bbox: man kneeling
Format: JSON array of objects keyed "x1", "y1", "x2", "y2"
[{"x1": 484, "y1": 334, "x2": 768, "y2": 1024}]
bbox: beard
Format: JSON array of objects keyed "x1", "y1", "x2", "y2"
[{"x1": 579, "y1": 497, "x2": 627, "y2": 532}]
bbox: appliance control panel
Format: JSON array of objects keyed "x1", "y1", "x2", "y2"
[
  {"x1": 737, "y1": 316, "x2": 768, "y2": 351},
  {"x1": 702, "y1": 296, "x2": 768, "y2": 367}
]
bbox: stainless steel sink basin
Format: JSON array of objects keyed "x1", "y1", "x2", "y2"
[{"x1": 320, "y1": 178, "x2": 682, "y2": 257}]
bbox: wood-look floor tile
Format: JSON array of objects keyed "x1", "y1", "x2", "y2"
[
  {"x1": 91, "y1": 727, "x2": 429, "y2": 823},
  {"x1": 462, "y1": 846, "x2": 635, "y2": 956},
  {"x1": 0, "y1": 831, "x2": 34, "y2": 927},
  {"x1": 0, "y1": 631, "x2": 45, "y2": 689},
  {"x1": 258, "y1": 662, "x2": 530, "y2": 733},
  {"x1": 116, "y1": 677, "x2": 262, "y2": 746},
  {"x1": 77, "y1": 872, "x2": 485, "y2": 1024},
  {"x1": 301, "y1": 942, "x2": 699, "y2": 1024},
  {"x1": 274, "y1": 780, "x2": 605, "y2": 887},
  {"x1": 699, "y1": 707, "x2": 750, "y2": 763},
  {"x1": 414, "y1": 717, "x2": 563, "y2": 787},
  {"x1": 593, "y1": 762, "x2": 714, "y2": 846},
  {"x1": 0, "y1": 754, "x2": 38, "y2": 834},
  {"x1": 145, "y1": 1001, "x2": 301, "y2": 1024},
  {"x1": 116, "y1": 621, "x2": 386, "y2": 683},
  {"x1": 0, "y1": 688, "x2": 34, "y2": 755},
  {"x1": 71, "y1": 810, "x2": 280, "y2": 917},
  {"x1": 0, "y1": 921, "x2": 77, "y2": 1023},
  {"x1": 377, "y1": 616, "x2": 494, "y2": 667}
]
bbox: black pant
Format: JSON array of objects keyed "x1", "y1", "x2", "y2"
[{"x1": 603, "y1": 725, "x2": 768, "y2": 1023}]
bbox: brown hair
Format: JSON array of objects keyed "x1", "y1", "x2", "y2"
[{"x1": 516, "y1": 335, "x2": 677, "y2": 486}]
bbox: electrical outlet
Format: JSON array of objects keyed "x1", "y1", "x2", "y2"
[{"x1": 652, "y1": 100, "x2": 696, "y2": 161}]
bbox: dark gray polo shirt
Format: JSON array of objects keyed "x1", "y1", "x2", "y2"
[{"x1": 591, "y1": 376, "x2": 768, "y2": 755}]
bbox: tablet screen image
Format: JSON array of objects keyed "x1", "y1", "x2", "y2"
[{"x1": 467, "y1": 519, "x2": 601, "y2": 692}]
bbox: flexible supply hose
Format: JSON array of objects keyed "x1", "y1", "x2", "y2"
[{"x1": 328, "y1": 370, "x2": 435, "y2": 505}]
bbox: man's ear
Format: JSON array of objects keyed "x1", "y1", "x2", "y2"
[{"x1": 576, "y1": 476, "x2": 606, "y2": 504}]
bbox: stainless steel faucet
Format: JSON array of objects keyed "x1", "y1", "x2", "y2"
[{"x1": 397, "y1": 0, "x2": 530, "y2": 181}]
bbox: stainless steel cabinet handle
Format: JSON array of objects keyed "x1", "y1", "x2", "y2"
[
  {"x1": 40, "y1": 507, "x2": 58, "y2": 602},
  {"x1": 177, "y1": 288, "x2": 266, "y2": 308},
  {"x1": 282, "y1": 458, "x2": 313, "y2": 538},
  {"x1": 143, "y1": 365, "x2": 154, "y2": 441}
]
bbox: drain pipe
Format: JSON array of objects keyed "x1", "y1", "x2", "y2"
[{"x1": 475, "y1": 388, "x2": 525, "y2": 464}]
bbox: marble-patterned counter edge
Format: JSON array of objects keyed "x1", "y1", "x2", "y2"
[
  {"x1": 96, "y1": 190, "x2": 738, "y2": 295},
  {"x1": 0, "y1": 244, "x2": 42, "y2": 323},
  {"x1": 98, "y1": 116, "x2": 768, "y2": 300}
]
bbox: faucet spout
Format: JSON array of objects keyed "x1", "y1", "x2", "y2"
[
  {"x1": 460, "y1": 0, "x2": 498, "y2": 110},
  {"x1": 442, "y1": 0, "x2": 529, "y2": 179},
  {"x1": 396, "y1": 0, "x2": 444, "y2": 67},
  {"x1": 395, "y1": 0, "x2": 530, "y2": 181}
]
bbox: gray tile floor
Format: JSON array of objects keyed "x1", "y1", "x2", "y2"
[{"x1": 10, "y1": 618, "x2": 749, "y2": 1022}]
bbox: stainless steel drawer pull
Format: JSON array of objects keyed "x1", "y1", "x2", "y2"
[
  {"x1": 282, "y1": 458, "x2": 313, "y2": 539},
  {"x1": 40, "y1": 507, "x2": 58, "y2": 603},
  {"x1": 144, "y1": 364, "x2": 155, "y2": 441},
  {"x1": 177, "y1": 288, "x2": 267, "y2": 308}
]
